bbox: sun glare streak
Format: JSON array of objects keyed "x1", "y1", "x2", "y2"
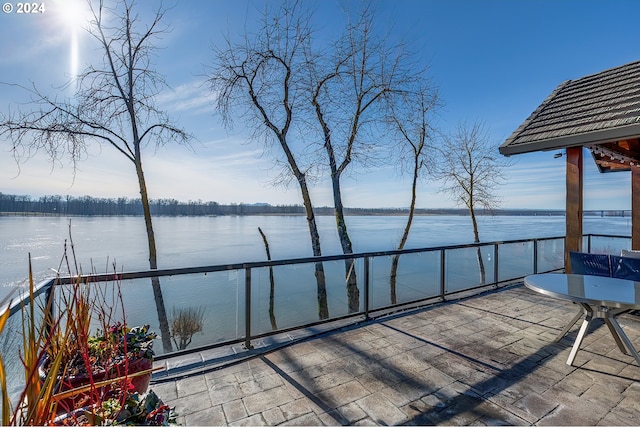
[
  {"x1": 52, "y1": 0, "x2": 92, "y2": 81},
  {"x1": 70, "y1": 26, "x2": 79, "y2": 80}
]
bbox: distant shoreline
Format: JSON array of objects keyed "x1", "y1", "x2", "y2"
[
  {"x1": 1, "y1": 193, "x2": 631, "y2": 217},
  {"x1": 0, "y1": 209, "x2": 631, "y2": 218}
]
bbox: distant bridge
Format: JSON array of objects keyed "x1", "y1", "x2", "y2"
[{"x1": 584, "y1": 210, "x2": 631, "y2": 217}]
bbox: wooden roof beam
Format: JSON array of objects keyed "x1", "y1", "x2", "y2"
[
  {"x1": 634, "y1": 167, "x2": 640, "y2": 250},
  {"x1": 565, "y1": 147, "x2": 583, "y2": 271}
]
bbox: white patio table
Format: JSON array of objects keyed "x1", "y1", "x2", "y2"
[{"x1": 524, "y1": 273, "x2": 640, "y2": 366}]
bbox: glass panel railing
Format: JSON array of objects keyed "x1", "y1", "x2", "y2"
[
  {"x1": 159, "y1": 271, "x2": 243, "y2": 353},
  {"x1": 369, "y1": 252, "x2": 441, "y2": 309},
  {"x1": 498, "y1": 241, "x2": 534, "y2": 282},
  {"x1": 108, "y1": 278, "x2": 166, "y2": 342},
  {"x1": 0, "y1": 282, "x2": 53, "y2": 406},
  {"x1": 251, "y1": 262, "x2": 327, "y2": 335},
  {"x1": 537, "y1": 238, "x2": 564, "y2": 273},
  {"x1": 7, "y1": 233, "x2": 636, "y2": 365},
  {"x1": 369, "y1": 255, "x2": 394, "y2": 309},
  {"x1": 250, "y1": 266, "x2": 279, "y2": 336},
  {"x1": 445, "y1": 246, "x2": 493, "y2": 293},
  {"x1": 323, "y1": 258, "x2": 364, "y2": 318},
  {"x1": 75, "y1": 271, "x2": 246, "y2": 356},
  {"x1": 587, "y1": 235, "x2": 631, "y2": 255}
]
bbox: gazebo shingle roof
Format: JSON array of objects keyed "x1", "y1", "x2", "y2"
[{"x1": 500, "y1": 59, "x2": 640, "y2": 156}]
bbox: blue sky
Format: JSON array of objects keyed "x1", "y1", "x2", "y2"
[{"x1": 0, "y1": 0, "x2": 638, "y2": 210}]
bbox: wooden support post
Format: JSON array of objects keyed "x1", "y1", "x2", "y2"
[
  {"x1": 633, "y1": 166, "x2": 640, "y2": 250},
  {"x1": 565, "y1": 147, "x2": 583, "y2": 272}
]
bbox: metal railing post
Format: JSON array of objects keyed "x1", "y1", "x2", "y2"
[
  {"x1": 533, "y1": 239, "x2": 539, "y2": 274},
  {"x1": 244, "y1": 267, "x2": 253, "y2": 349},
  {"x1": 493, "y1": 244, "x2": 499, "y2": 284},
  {"x1": 364, "y1": 256, "x2": 370, "y2": 320},
  {"x1": 440, "y1": 249, "x2": 446, "y2": 299}
]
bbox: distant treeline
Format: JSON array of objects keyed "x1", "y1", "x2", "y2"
[
  {"x1": 1, "y1": 192, "x2": 626, "y2": 217},
  {"x1": 0, "y1": 192, "x2": 472, "y2": 216},
  {"x1": 0, "y1": 193, "x2": 304, "y2": 216}
]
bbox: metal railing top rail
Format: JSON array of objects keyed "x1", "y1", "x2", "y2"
[
  {"x1": 583, "y1": 233, "x2": 631, "y2": 240},
  {"x1": 49, "y1": 234, "x2": 568, "y2": 285},
  {"x1": 0, "y1": 276, "x2": 52, "y2": 318}
]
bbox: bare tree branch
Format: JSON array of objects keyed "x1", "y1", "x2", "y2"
[
  {"x1": 0, "y1": 0, "x2": 192, "y2": 353},
  {"x1": 207, "y1": 0, "x2": 329, "y2": 320},
  {"x1": 434, "y1": 120, "x2": 513, "y2": 241}
]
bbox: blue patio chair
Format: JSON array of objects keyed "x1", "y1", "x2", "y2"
[
  {"x1": 611, "y1": 255, "x2": 640, "y2": 281},
  {"x1": 569, "y1": 251, "x2": 611, "y2": 277}
]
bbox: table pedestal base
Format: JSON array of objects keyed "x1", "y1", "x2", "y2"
[{"x1": 556, "y1": 303, "x2": 640, "y2": 366}]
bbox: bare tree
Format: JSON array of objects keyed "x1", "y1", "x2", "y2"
[
  {"x1": 208, "y1": 1, "x2": 329, "y2": 319},
  {"x1": 170, "y1": 306, "x2": 205, "y2": 351},
  {"x1": 387, "y1": 85, "x2": 439, "y2": 303},
  {"x1": 434, "y1": 120, "x2": 510, "y2": 284},
  {"x1": 307, "y1": 4, "x2": 419, "y2": 312},
  {"x1": 0, "y1": 0, "x2": 191, "y2": 352}
]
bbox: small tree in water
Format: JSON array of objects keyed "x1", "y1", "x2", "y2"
[
  {"x1": 170, "y1": 307, "x2": 205, "y2": 351},
  {"x1": 434, "y1": 120, "x2": 511, "y2": 285},
  {"x1": 387, "y1": 85, "x2": 439, "y2": 303}
]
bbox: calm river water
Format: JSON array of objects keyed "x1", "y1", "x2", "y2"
[{"x1": 1, "y1": 214, "x2": 631, "y2": 292}]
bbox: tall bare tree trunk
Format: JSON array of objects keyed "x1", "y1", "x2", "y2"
[
  {"x1": 298, "y1": 176, "x2": 328, "y2": 319},
  {"x1": 390, "y1": 163, "x2": 419, "y2": 304},
  {"x1": 276, "y1": 130, "x2": 328, "y2": 319},
  {"x1": 470, "y1": 208, "x2": 486, "y2": 285},
  {"x1": 135, "y1": 156, "x2": 172, "y2": 353},
  {"x1": 314, "y1": 96, "x2": 359, "y2": 313},
  {"x1": 330, "y1": 170, "x2": 359, "y2": 313}
]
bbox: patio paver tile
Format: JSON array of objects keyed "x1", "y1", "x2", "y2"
[
  {"x1": 356, "y1": 392, "x2": 408, "y2": 425},
  {"x1": 228, "y1": 413, "x2": 267, "y2": 426},
  {"x1": 260, "y1": 407, "x2": 286, "y2": 425},
  {"x1": 280, "y1": 412, "x2": 324, "y2": 426},
  {"x1": 313, "y1": 379, "x2": 371, "y2": 408},
  {"x1": 182, "y1": 404, "x2": 226, "y2": 426},
  {"x1": 209, "y1": 382, "x2": 245, "y2": 406},
  {"x1": 242, "y1": 385, "x2": 295, "y2": 415},
  {"x1": 222, "y1": 399, "x2": 248, "y2": 423},
  {"x1": 238, "y1": 372, "x2": 284, "y2": 395},
  {"x1": 278, "y1": 397, "x2": 314, "y2": 420},
  {"x1": 155, "y1": 284, "x2": 640, "y2": 426},
  {"x1": 321, "y1": 401, "x2": 367, "y2": 424},
  {"x1": 172, "y1": 389, "x2": 214, "y2": 416}
]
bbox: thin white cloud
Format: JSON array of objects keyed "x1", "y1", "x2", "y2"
[{"x1": 158, "y1": 80, "x2": 216, "y2": 115}]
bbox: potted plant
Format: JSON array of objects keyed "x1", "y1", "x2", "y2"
[
  {"x1": 26, "y1": 231, "x2": 157, "y2": 413},
  {"x1": 0, "y1": 232, "x2": 176, "y2": 425},
  {"x1": 52, "y1": 389, "x2": 175, "y2": 426},
  {"x1": 39, "y1": 321, "x2": 157, "y2": 412},
  {"x1": 87, "y1": 323, "x2": 156, "y2": 393}
]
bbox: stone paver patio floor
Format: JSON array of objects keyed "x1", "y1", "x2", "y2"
[{"x1": 151, "y1": 284, "x2": 640, "y2": 425}]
